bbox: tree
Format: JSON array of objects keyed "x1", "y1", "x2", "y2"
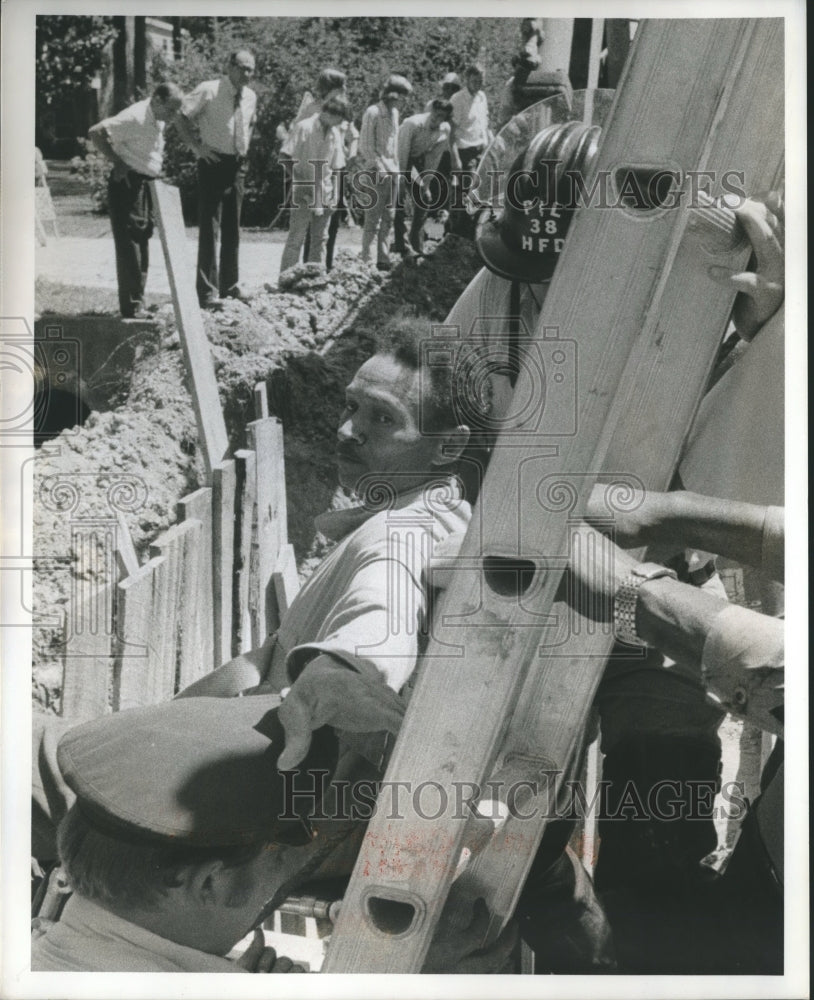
[{"x1": 36, "y1": 16, "x2": 118, "y2": 152}]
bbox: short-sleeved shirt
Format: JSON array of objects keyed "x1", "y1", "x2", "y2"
[
  {"x1": 281, "y1": 111, "x2": 345, "y2": 208},
  {"x1": 263, "y1": 480, "x2": 471, "y2": 695},
  {"x1": 95, "y1": 99, "x2": 165, "y2": 177},
  {"x1": 32, "y1": 893, "x2": 243, "y2": 972},
  {"x1": 397, "y1": 112, "x2": 451, "y2": 174},
  {"x1": 450, "y1": 88, "x2": 489, "y2": 149},
  {"x1": 182, "y1": 76, "x2": 256, "y2": 156},
  {"x1": 358, "y1": 101, "x2": 400, "y2": 173}
]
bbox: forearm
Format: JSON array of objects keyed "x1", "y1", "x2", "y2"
[
  {"x1": 635, "y1": 575, "x2": 729, "y2": 669},
  {"x1": 653, "y1": 491, "x2": 782, "y2": 577}
]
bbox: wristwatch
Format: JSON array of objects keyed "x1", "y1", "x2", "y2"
[{"x1": 613, "y1": 562, "x2": 678, "y2": 647}]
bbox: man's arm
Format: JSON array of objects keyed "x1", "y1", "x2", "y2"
[
  {"x1": 567, "y1": 521, "x2": 784, "y2": 732},
  {"x1": 87, "y1": 123, "x2": 131, "y2": 182},
  {"x1": 586, "y1": 487, "x2": 784, "y2": 581}
]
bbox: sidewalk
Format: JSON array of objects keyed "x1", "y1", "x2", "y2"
[{"x1": 35, "y1": 226, "x2": 365, "y2": 297}]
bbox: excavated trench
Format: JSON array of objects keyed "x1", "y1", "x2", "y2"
[{"x1": 33, "y1": 241, "x2": 483, "y2": 713}]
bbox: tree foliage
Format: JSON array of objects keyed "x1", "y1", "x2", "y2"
[{"x1": 36, "y1": 16, "x2": 117, "y2": 110}]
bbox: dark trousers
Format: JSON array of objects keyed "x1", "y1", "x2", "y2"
[
  {"x1": 517, "y1": 824, "x2": 617, "y2": 973},
  {"x1": 448, "y1": 144, "x2": 485, "y2": 239},
  {"x1": 108, "y1": 173, "x2": 154, "y2": 317},
  {"x1": 196, "y1": 155, "x2": 245, "y2": 304},
  {"x1": 325, "y1": 169, "x2": 348, "y2": 271}
]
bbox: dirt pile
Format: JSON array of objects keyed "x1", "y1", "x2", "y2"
[{"x1": 33, "y1": 239, "x2": 483, "y2": 712}]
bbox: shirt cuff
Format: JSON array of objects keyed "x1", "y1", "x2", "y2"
[{"x1": 701, "y1": 604, "x2": 784, "y2": 734}]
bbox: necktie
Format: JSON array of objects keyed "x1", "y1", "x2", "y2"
[{"x1": 234, "y1": 87, "x2": 245, "y2": 155}]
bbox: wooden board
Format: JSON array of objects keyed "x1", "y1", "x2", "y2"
[
  {"x1": 323, "y1": 18, "x2": 784, "y2": 973},
  {"x1": 177, "y1": 488, "x2": 213, "y2": 686},
  {"x1": 273, "y1": 542, "x2": 300, "y2": 618},
  {"x1": 150, "y1": 180, "x2": 229, "y2": 481},
  {"x1": 61, "y1": 589, "x2": 113, "y2": 721},
  {"x1": 247, "y1": 416, "x2": 286, "y2": 643},
  {"x1": 212, "y1": 459, "x2": 237, "y2": 666},
  {"x1": 114, "y1": 555, "x2": 165, "y2": 711},
  {"x1": 234, "y1": 448, "x2": 257, "y2": 655}
]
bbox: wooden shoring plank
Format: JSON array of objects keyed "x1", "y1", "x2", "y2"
[
  {"x1": 177, "y1": 488, "x2": 212, "y2": 686},
  {"x1": 149, "y1": 180, "x2": 228, "y2": 481},
  {"x1": 213, "y1": 459, "x2": 237, "y2": 666},
  {"x1": 114, "y1": 555, "x2": 164, "y2": 711},
  {"x1": 145, "y1": 521, "x2": 200, "y2": 701},
  {"x1": 234, "y1": 449, "x2": 257, "y2": 655},
  {"x1": 61, "y1": 587, "x2": 114, "y2": 722},
  {"x1": 323, "y1": 18, "x2": 782, "y2": 973},
  {"x1": 272, "y1": 542, "x2": 300, "y2": 619},
  {"x1": 247, "y1": 416, "x2": 286, "y2": 643}
]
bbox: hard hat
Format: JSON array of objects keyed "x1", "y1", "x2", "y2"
[{"x1": 475, "y1": 120, "x2": 601, "y2": 283}]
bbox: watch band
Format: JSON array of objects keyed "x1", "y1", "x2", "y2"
[{"x1": 613, "y1": 563, "x2": 678, "y2": 647}]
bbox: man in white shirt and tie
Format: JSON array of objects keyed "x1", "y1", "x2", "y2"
[
  {"x1": 88, "y1": 83, "x2": 184, "y2": 318},
  {"x1": 176, "y1": 50, "x2": 257, "y2": 307}
]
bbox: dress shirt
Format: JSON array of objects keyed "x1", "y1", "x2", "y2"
[
  {"x1": 182, "y1": 76, "x2": 256, "y2": 156},
  {"x1": 97, "y1": 99, "x2": 165, "y2": 177}
]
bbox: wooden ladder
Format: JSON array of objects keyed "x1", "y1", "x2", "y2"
[{"x1": 322, "y1": 17, "x2": 784, "y2": 973}]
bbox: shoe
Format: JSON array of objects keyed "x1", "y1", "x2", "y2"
[
  {"x1": 200, "y1": 297, "x2": 224, "y2": 311},
  {"x1": 224, "y1": 285, "x2": 250, "y2": 303}
]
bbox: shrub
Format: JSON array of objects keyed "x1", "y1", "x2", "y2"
[{"x1": 70, "y1": 139, "x2": 113, "y2": 213}]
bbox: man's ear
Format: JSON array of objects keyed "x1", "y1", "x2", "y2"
[
  {"x1": 431, "y1": 424, "x2": 470, "y2": 466},
  {"x1": 181, "y1": 859, "x2": 231, "y2": 907}
]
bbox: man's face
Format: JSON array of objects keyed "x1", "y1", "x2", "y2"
[
  {"x1": 336, "y1": 353, "x2": 445, "y2": 498},
  {"x1": 428, "y1": 108, "x2": 447, "y2": 130},
  {"x1": 466, "y1": 71, "x2": 483, "y2": 95},
  {"x1": 228, "y1": 53, "x2": 255, "y2": 92},
  {"x1": 384, "y1": 92, "x2": 404, "y2": 111}
]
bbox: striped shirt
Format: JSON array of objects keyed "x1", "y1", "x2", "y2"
[{"x1": 97, "y1": 99, "x2": 165, "y2": 177}]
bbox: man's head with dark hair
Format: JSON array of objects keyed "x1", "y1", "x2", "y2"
[
  {"x1": 381, "y1": 73, "x2": 413, "y2": 108},
  {"x1": 320, "y1": 93, "x2": 350, "y2": 125},
  {"x1": 318, "y1": 68, "x2": 346, "y2": 97},
  {"x1": 336, "y1": 316, "x2": 488, "y2": 501},
  {"x1": 227, "y1": 50, "x2": 255, "y2": 92},
  {"x1": 150, "y1": 82, "x2": 184, "y2": 122},
  {"x1": 429, "y1": 98, "x2": 454, "y2": 125}
]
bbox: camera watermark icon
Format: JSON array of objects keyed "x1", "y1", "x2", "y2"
[
  {"x1": 0, "y1": 319, "x2": 83, "y2": 442},
  {"x1": 421, "y1": 321, "x2": 578, "y2": 442}
]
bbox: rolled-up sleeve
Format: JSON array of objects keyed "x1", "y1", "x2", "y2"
[{"x1": 701, "y1": 604, "x2": 784, "y2": 735}]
